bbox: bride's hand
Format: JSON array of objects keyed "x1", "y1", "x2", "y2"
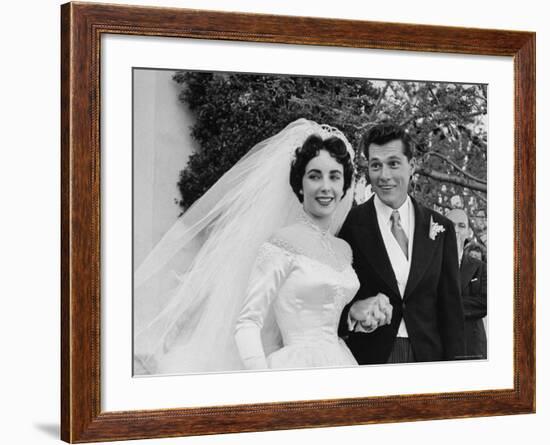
[
  {"x1": 350, "y1": 294, "x2": 392, "y2": 332},
  {"x1": 359, "y1": 313, "x2": 379, "y2": 333}
]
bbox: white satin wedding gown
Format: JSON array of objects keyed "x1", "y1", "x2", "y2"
[{"x1": 234, "y1": 221, "x2": 360, "y2": 370}]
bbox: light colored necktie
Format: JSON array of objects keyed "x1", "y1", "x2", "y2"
[{"x1": 391, "y1": 210, "x2": 409, "y2": 259}]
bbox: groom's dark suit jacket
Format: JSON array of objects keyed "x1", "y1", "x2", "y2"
[{"x1": 338, "y1": 196, "x2": 465, "y2": 364}]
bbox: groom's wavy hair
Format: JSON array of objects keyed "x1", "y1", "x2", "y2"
[
  {"x1": 290, "y1": 134, "x2": 354, "y2": 203},
  {"x1": 361, "y1": 122, "x2": 414, "y2": 161}
]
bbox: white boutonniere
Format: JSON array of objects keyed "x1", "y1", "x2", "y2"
[{"x1": 429, "y1": 216, "x2": 445, "y2": 240}]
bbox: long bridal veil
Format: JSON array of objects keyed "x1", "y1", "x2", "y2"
[{"x1": 134, "y1": 118, "x2": 355, "y2": 375}]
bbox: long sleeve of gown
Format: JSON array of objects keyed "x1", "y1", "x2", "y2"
[{"x1": 234, "y1": 242, "x2": 292, "y2": 370}]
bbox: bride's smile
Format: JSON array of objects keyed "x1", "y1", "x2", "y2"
[{"x1": 301, "y1": 149, "x2": 344, "y2": 224}]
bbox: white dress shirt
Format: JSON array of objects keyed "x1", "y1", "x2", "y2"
[{"x1": 373, "y1": 195, "x2": 415, "y2": 338}]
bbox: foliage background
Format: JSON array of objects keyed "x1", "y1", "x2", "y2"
[{"x1": 173, "y1": 71, "x2": 487, "y2": 252}]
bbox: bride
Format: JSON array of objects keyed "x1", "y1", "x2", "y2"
[{"x1": 134, "y1": 118, "x2": 359, "y2": 375}]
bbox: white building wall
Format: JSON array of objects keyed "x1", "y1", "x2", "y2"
[{"x1": 133, "y1": 69, "x2": 198, "y2": 267}]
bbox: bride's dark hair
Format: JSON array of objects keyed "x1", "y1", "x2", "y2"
[{"x1": 289, "y1": 134, "x2": 354, "y2": 203}]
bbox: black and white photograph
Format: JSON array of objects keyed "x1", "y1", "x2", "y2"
[
  {"x1": 4, "y1": 0, "x2": 544, "y2": 443},
  {"x1": 132, "y1": 68, "x2": 488, "y2": 376}
]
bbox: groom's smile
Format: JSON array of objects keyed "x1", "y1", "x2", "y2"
[{"x1": 367, "y1": 139, "x2": 415, "y2": 210}]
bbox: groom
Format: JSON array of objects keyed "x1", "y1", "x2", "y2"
[{"x1": 339, "y1": 123, "x2": 465, "y2": 364}]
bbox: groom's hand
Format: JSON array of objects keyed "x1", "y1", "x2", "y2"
[
  {"x1": 375, "y1": 293, "x2": 393, "y2": 325},
  {"x1": 350, "y1": 293, "x2": 392, "y2": 332}
]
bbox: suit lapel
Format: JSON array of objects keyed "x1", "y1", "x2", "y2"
[
  {"x1": 460, "y1": 255, "x2": 478, "y2": 290},
  {"x1": 404, "y1": 198, "x2": 438, "y2": 299},
  {"x1": 355, "y1": 198, "x2": 401, "y2": 298}
]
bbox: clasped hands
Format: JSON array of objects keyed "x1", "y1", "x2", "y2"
[{"x1": 349, "y1": 293, "x2": 393, "y2": 333}]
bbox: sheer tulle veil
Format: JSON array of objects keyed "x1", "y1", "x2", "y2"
[{"x1": 134, "y1": 118, "x2": 355, "y2": 374}]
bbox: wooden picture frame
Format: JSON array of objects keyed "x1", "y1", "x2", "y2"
[{"x1": 61, "y1": 1, "x2": 535, "y2": 442}]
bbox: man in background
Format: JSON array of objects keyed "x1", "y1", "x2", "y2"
[{"x1": 447, "y1": 209, "x2": 487, "y2": 359}]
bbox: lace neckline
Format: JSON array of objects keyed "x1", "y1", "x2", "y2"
[{"x1": 267, "y1": 237, "x2": 351, "y2": 273}]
